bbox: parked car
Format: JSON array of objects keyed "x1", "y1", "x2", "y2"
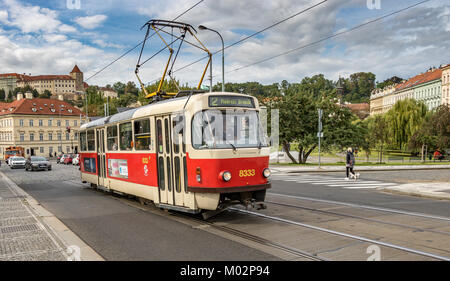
[
  {"x1": 25, "y1": 156, "x2": 52, "y2": 171},
  {"x1": 9, "y1": 156, "x2": 26, "y2": 169},
  {"x1": 56, "y1": 154, "x2": 63, "y2": 164},
  {"x1": 72, "y1": 154, "x2": 80, "y2": 166},
  {"x1": 59, "y1": 154, "x2": 69, "y2": 164},
  {"x1": 64, "y1": 155, "x2": 73, "y2": 165}
]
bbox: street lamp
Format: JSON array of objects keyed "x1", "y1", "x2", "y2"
[{"x1": 198, "y1": 25, "x2": 225, "y2": 92}]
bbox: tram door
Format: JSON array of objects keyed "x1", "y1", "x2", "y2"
[
  {"x1": 156, "y1": 116, "x2": 173, "y2": 205},
  {"x1": 96, "y1": 128, "x2": 107, "y2": 187},
  {"x1": 156, "y1": 115, "x2": 190, "y2": 207}
]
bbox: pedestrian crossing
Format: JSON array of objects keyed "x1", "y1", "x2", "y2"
[{"x1": 271, "y1": 174, "x2": 397, "y2": 189}]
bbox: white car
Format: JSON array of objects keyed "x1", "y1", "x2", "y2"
[
  {"x1": 72, "y1": 154, "x2": 80, "y2": 165},
  {"x1": 59, "y1": 154, "x2": 69, "y2": 164},
  {"x1": 9, "y1": 156, "x2": 26, "y2": 169}
]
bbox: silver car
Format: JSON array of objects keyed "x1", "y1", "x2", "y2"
[
  {"x1": 25, "y1": 156, "x2": 52, "y2": 171},
  {"x1": 9, "y1": 156, "x2": 26, "y2": 169}
]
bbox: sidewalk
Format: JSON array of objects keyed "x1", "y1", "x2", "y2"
[
  {"x1": 0, "y1": 171, "x2": 103, "y2": 261},
  {"x1": 270, "y1": 164, "x2": 450, "y2": 174}
]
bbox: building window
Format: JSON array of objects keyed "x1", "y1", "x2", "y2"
[
  {"x1": 74, "y1": 132, "x2": 78, "y2": 141},
  {"x1": 66, "y1": 133, "x2": 70, "y2": 141},
  {"x1": 40, "y1": 147, "x2": 44, "y2": 154},
  {"x1": 40, "y1": 133, "x2": 44, "y2": 141},
  {"x1": 57, "y1": 120, "x2": 61, "y2": 127},
  {"x1": 29, "y1": 120, "x2": 33, "y2": 126},
  {"x1": 30, "y1": 133, "x2": 34, "y2": 141},
  {"x1": 58, "y1": 132, "x2": 62, "y2": 141},
  {"x1": 20, "y1": 119, "x2": 24, "y2": 127},
  {"x1": 39, "y1": 120, "x2": 43, "y2": 126},
  {"x1": 49, "y1": 133, "x2": 53, "y2": 141},
  {"x1": 20, "y1": 133, "x2": 24, "y2": 142},
  {"x1": 66, "y1": 120, "x2": 69, "y2": 127},
  {"x1": 58, "y1": 146, "x2": 62, "y2": 153},
  {"x1": 74, "y1": 120, "x2": 78, "y2": 127},
  {"x1": 49, "y1": 146, "x2": 53, "y2": 155}
]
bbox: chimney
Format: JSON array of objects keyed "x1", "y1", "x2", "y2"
[
  {"x1": 17, "y1": 92, "x2": 24, "y2": 100},
  {"x1": 25, "y1": 91, "x2": 33, "y2": 99}
]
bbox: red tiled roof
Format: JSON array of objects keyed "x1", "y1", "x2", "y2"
[
  {"x1": 0, "y1": 98, "x2": 84, "y2": 117},
  {"x1": 18, "y1": 75, "x2": 74, "y2": 82},
  {"x1": 395, "y1": 68, "x2": 442, "y2": 91},
  {"x1": 70, "y1": 65, "x2": 82, "y2": 74},
  {"x1": 0, "y1": 73, "x2": 23, "y2": 78},
  {"x1": 344, "y1": 103, "x2": 370, "y2": 111}
]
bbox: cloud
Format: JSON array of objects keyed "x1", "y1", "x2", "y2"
[
  {"x1": 0, "y1": 10, "x2": 8, "y2": 24},
  {"x1": 74, "y1": 15, "x2": 108, "y2": 29}
]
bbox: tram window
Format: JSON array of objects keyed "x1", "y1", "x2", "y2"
[
  {"x1": 87, "y1": 130, "x2": 95, "y2": 151},
  {"x1": 107, "y1": 125, "x2": 118, "y2": 151},
  {"x1": 166, "y1": 156, "x2": 172, "y2": 191},
  {"x1": 134, "y1": 119, "x2": 151, "y2": 150},
  {"x1": 164, "y1": 119, "x2": 170, "y2": 153},
  {"x1": 174, "y1": 157, "x2": 181, "y2": 193},
  {"x1": 172, "y1": 115, "x2": 185, "y2": 154},
  {"x1": 158, "y1": 157, "x2": 165, "y2": 190},
  {"x1": 183, "y1": 156, "x2": 188, "y2": 193},
  {"x1": 119, "y1": 122, "x2": 133, "y2": 151},
  {"x1": 157, "y1": 120, "x2": 163, "y2": 154},
  {"x1": 80, "y1": 131, "x2": 87, "y2": 151}
]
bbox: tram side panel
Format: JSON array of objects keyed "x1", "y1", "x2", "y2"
[
  {"x1": 80, "y1": 152, "x2": 99, "y2": 185},
  {"x1": 105, "y1": 152, "x2": 159, "y2": 203}
]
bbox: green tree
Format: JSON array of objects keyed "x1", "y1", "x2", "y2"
[
  {"x1": 270, "y1": 90, "x2": 360, "y2": 164},
  {"x1": 385, "y1": 99, "x2": 427, "y2": 150},
  {"x1": 0, "y1": 89, "x2": 5, "y2": 101},
  {"x1": 367, "y1": 115, "x2": 388, "y2": 163},
  {"x1": 113, "y1": 82, "x2": 126, "y2": 96},
  {"x1": 342, "y1": 72, "x2": 376, "y2": 103},
  {"x1": 39, "y1": 90, "x2": 52, "y2": 99}
]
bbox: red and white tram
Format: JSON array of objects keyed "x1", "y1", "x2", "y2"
[{"x1": 79, "y1": 91, "x2": 271, "y2": 217}]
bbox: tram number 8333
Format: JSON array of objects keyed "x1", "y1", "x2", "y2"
[{"x1": 239, "y1": 169, "x2": 256, "y2": 177}]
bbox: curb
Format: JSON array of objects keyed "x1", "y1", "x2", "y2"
[
  {"x1": 0, "y1": 171, "x2": 104, "y2": 261},
  {"x1": 270, "y1": 165, "x2": 450, "y2": 174}
]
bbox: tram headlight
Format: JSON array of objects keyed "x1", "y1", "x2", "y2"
[
  {"x1": 221, "y1": 171, "x2": 232, "y2": 182},
  {"x1": 263, "y1": 168, "x2": 271, "y2": 178},
  {"x1": 196, "y1": 167, "x2": 202, "y2": 183}
]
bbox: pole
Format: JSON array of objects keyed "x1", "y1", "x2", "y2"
[
  {"x1": 318, "y1": 109, "x2": 322, "y2": 168},
  {"x1": 210, "y1": 58, "x2": 213, "y2": 93}
]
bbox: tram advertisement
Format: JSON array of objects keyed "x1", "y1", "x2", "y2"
[{"x1": 108, "y1": 159, "x2": 129, "y2": 179}]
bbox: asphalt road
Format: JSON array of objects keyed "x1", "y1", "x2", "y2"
[
  {"x1": 0, "y1": 162, "x2": 278, "y2": 261},
  {"x1": 1, "y1": 162, "x2": 449, "y2": 260}
]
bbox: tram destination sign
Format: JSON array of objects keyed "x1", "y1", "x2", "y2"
[{"x1": 209, "y1": 96, "x2": 255, "y2": 108}]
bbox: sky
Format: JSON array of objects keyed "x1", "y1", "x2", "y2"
[{"x1": 0, "y1": 0, "x2": 449, "y2": 88}]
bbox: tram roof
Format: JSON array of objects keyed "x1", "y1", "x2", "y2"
[{"x1": 80, "y1": 92, "x2": 257, "y2": 130}]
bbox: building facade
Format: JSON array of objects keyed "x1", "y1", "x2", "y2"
[
  {"x1": 99, "y1": 87, "x2": 118, "y2": 99},
  {"x1": 370, "y1": 67, "x2": 445, "y2": 116},
  {"x1": 442, "y1": 64, "x2": 450, "y2": 106},
  {"x1": 0, "y1": 73, "x2": 23, "y2": 100},
  {"x1": 0, "y1": 96, "x2": 87, "y2": 159},
  {"x1": 15, "y1": 65, "x2": 85, "y2": 101}
]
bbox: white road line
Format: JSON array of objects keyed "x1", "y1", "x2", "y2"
[{"x1": 328, "y1": 183, "x2": 395, "y2": 187}]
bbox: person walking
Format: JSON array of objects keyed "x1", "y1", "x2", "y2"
[{"x1": 345, "y1": 147, "x2": 356, "y2": 180}]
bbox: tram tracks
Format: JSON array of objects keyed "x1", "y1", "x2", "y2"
[
  {"x1": 93, "y1": 186, "x2": 450, "y2": 261},
  {"x1": 229, "y1": 208, "x2": 450, "y2": 261}
]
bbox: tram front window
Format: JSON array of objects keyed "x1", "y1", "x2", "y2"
[{"x1": 192, "y1": 110, "x2": 268, "y2": 149}]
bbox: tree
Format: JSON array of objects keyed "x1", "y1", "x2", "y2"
[
  {"x1": 113, "y1": 82, "x2": 126, "y2": 96},
  {"x1": 409, "y1": 105, "x2": 450, "y2": 156},
  {"x1": 124, "y1": 81, "x2": 139, "y2": 96},
  {"x1": 270, "y1": 90, "x2": 361, "y2": 164},
  {"x1": 367, "y1": 115, "x2": 388, "y2": 163},
  {"x1": 385, "y1": 99, "x2": 427, "y2": 150},
  {"x1": 39, "y1": 90, "x2": 52, "y2": 99},
  {"x1": 342, "y1": 72, "x2": 376, "y2": 103},
  {"x1": 376, "y1": 76, "x2": 403, "y2": 89},
  {"x1": 0, "y1": 89, "x2": 5, "y2": 101}
]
